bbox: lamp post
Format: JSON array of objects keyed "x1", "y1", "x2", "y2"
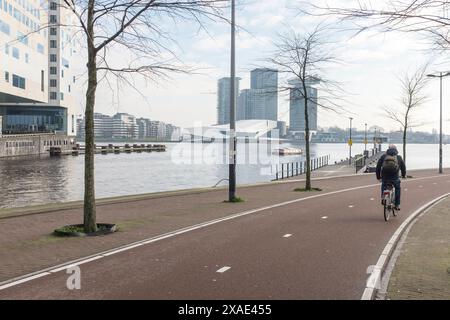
[
  {"x1": 349, "y1": 117, "x2": 353, "y2": 165},
  {"x1": 229, "y1": 0, "x2": 237, "y2": 201},
  {"x1": 427, "y1": 71, "x2": 450, "y2": 174},
  {"x1": 364, "y1": 123, "x2": 368, "y2": 152}
]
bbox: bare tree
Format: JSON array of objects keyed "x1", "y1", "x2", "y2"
[
  {"x1": 268, "y1": 26, "x2": 344, "y2": 191},
  {"x1": 59, "y1": 0, "x2": 227, "y2": 233},
  {"x1": 310, "y1": 0, "x2": 450, "y2": 51},
  {"x1": 384, "y1": 64, "x2": 429, "y2": 165}
]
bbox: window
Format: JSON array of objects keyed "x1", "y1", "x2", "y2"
[
  {"x1": 0, "y1": 19, "x2": 10, "y2": 35},
  {"x1": 68, "y1": 85, "x2": 71, "y2": 93},
  {"x1": 50, "y1": 79, "x2": 57, "y2": 87},
  {"x1": 25, "y1": 53, "x2": 29, "y2": 63},
  {"x1": 12, "y1": 74, "x2": 26, "y2": 89},
  {"x1": 50, "y1": 92, "x2": 57, "y2": 100},
  {"x1": 62, "y1": 58, "x2": 69, "y2": 68},
  {"x1": 50, "y1": 15, "x2": 57, "y2": 23},
  {"x1": 72, "y1": 115, "x2": 75, "y2": 133},
  {"x1": 12, "y1": 47, "x2": 19, "y2": 59},
  {"x1": 17, "y1": 32, "x2": 28, "y2": 45},
  {"x1": 50, "y1": 2, "x2": 57, "y2": 10},
  {"x1": 50, "y1": 40, "x2": 57, "y2": 48},
  {"x1": 60, "y1": 92, "x2": 64, "y2": 100},
  {"x1": 37, "y1": 43, "x2": 44, "y2": 54},
  {"x1": 5, "y1": 71, "x2": 9, "y2": 83},
  {"x1": 4, "y1": 44, "x2": 9, "y2": 54},
  {"x1": 41, "y1": 70, "x2": 44, "y2": 92},
  {"x1": 50, "y1": 27, "x2": 57, "y2": 36},
  {"x1": 61, "y1": 69, "x2": 64, "y2": 78},
  {"x1": 50, "y1": 54, "x2": 57, "y2": 62},
  {"x1": 50, "y1": 67, "x2": 57, "y2": 75}
]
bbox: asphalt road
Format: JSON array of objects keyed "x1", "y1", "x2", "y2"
[{"x1": 1, "y1": 171, "x2": 450, "y2": 300}]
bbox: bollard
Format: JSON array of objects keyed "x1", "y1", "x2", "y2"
[{"x1": 282, "y1": 163, "x2": 284, "y2": 179}]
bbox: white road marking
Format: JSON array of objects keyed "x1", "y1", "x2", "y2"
[
  {"x1": 349, "y1": 205, "x2": 355, "y2": 208},
  {"x1": 50, "y1": 256, "x2": 103, "y2": 273},
  {"x1": 283, "y1": 234, "x2": 292, "y2": 238},
  {"x1": 361, "y1": 193, "x2": 450, "y2": 300},
  {"x1": 321, "y1": 216, "x2": 328, "y2": 220},
  {"x1": 216, "y1": 266, "x2": 231, "y2": 273},
  {"x1": 0, "y1": 272, "x2": 50, "y2": 291},
  {"x1": 370, "y1": 198, "x2": 375, "y2": 201},
  {"x1": 2, "y1": 173, "x2": 450, "y2": 292}
]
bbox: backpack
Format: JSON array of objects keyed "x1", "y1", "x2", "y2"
[{"x1": 382, "y1": 155, "x2": 399, "y2": 175}]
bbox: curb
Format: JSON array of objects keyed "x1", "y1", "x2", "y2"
[
  {"x1": 361, "y1": 192, "x2": 450, "y2": 300},
  {"x1": 0, "y1": 173, "x2": 364, "y2": 220}
]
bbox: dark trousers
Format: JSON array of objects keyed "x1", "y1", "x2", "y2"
[{"x1": 381, "y1": 179, "x2": 401, "y2": 206}]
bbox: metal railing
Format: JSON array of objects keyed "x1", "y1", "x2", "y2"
[{"x1": 274, "y1": 155, "x2": 331, "y2": 181}]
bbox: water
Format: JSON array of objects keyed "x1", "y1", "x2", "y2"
[{"x1": 0, "y1": 142, "x2": 446, "y2": 209}]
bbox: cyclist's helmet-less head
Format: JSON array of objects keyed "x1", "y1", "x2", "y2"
[{"x1": 387, "y1": 144, "x2": 398, "y2": 155}]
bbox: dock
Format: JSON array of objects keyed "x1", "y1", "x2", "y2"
[{"x1": 49, "y1": 143, "x2": 167, "y2": 156}]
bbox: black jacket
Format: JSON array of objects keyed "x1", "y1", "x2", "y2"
[{"x1": 376, "y1": 148, "x2": 406, "y2": 180}]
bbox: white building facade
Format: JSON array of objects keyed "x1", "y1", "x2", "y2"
[{"x1": 0, "y1": 0, "x2": 77, "y2": 136}]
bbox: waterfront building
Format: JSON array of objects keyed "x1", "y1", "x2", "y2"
[
  {"x1": 185, "y1": 119, "x2": 278, "y2": 141},
  {"x1": 112, "y1": 113, "x2": 137, "y2": 139},
  {"x1": 217, "y1": 77, "x2": 240, "y2": 125},
  {"x1": 288, "y1": 78, "x2": 319, "y2": 134},
  {"x1": 237, "y1": 68, "x2": 278, "y2": 122},
  {"x1": 77, "y1": 112, "x2": 181, "y2": 141},
  {"x1": 0, "y1": 0, "x2": 77, "y2": 136}
]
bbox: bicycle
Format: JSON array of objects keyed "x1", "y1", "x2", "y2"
[{"x1": 381, "y1": 182, "x2": 397, "y2": 221}]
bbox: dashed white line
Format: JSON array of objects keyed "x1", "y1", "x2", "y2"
[
  {"x1": 2, "y1": 173, "x2": 450, "y2": 292},
  {"x1": 216, "y1": 266, "x2": 231, "y2": 273},
  {"x1": 321, "y1": 216, "x2": 328, "y2": 220},
  {"x1": 370, "y1": 198, "x2": 375, "y2": 201},
  {"x1": 283, "y1": 234, "x2": 292, "y2": 238},
  {"x1": 349, "y1": 205, "x2": 355, "y2": 208}
]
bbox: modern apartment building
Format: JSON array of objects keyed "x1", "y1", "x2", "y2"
[
  {"x1": 236, "y1": 68, "x2": 278, "y2": 122},
  {"x1": 0, "y1": 0, "x2": 77, "y2": 137},
  {"x1": 217, "y1": 77, "x2": 240, "y2": 125},
  {"x1": 288, "y1": 78, "x2": 319, "y2": 133},
  {"x1": 77, "y1": 113, "x2": 181, "y2": 141}
]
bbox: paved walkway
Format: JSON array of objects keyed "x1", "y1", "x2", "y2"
[
  {"x1": 385, "y1": 196, "x2": 450, "y2": 300},
  {"x1": 0, "y1": 168, "x2": 448, "y2": 299}
]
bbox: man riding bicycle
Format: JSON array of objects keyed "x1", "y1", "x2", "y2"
[{"x1": 376, "y1": 144, "x2": 406, "y2": 211}]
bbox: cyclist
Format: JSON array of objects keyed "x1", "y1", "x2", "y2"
[{"x1": 376, "y1": 144, "x2": 406, "y2": 210}]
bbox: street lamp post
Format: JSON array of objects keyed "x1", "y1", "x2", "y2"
[
  {"x1": 364, "y1": 123, "x2": 368, "y2": 152},
  {"x1": 427, "y1": 71, "x2": 450, "y2": 174},
  {"x1": 229, "y1": 0, "x2": 237, "y2": 201},
  {"x1": 349, "y1": 117, "x2": 353, "y2": 165}
]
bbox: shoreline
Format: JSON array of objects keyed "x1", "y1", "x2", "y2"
[{"x1": 1, "y1": 167, "x2": 447, "y2": 219}]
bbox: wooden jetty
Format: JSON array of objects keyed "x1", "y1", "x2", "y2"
[{"x1": 49, "y1": 144, "x2": 166, "y2": 156}]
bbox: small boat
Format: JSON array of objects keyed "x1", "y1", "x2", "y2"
[{"x1": 273, "y1": 147, "x2": 303, "y2": 155}]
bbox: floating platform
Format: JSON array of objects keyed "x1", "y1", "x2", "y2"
[{"x1": 50, "y1": 144, "x2": 166, "y2": 156}]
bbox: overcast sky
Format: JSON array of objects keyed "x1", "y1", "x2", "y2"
[{"x1": 72, "y1": 0, "x2": 450, "y2": 133}]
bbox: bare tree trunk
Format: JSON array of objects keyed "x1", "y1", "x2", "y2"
[
  {"x1": 303, "y1": 87, "x2": 311, "y2": 190},
  {"x1": 402, "y1": 126, "x2": 407, "y2": 165},
  {"x1": 84, "y1": 0, "x2": 97, "y2": 233}
]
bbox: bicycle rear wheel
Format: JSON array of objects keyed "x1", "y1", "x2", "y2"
[{"x1": 384, "y1": 204, "x2": 390, "y2": 221}]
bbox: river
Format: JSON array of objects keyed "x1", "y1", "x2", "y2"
[{"x1": 0, "y1": 142, "x2": 445, "y2": 209}]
